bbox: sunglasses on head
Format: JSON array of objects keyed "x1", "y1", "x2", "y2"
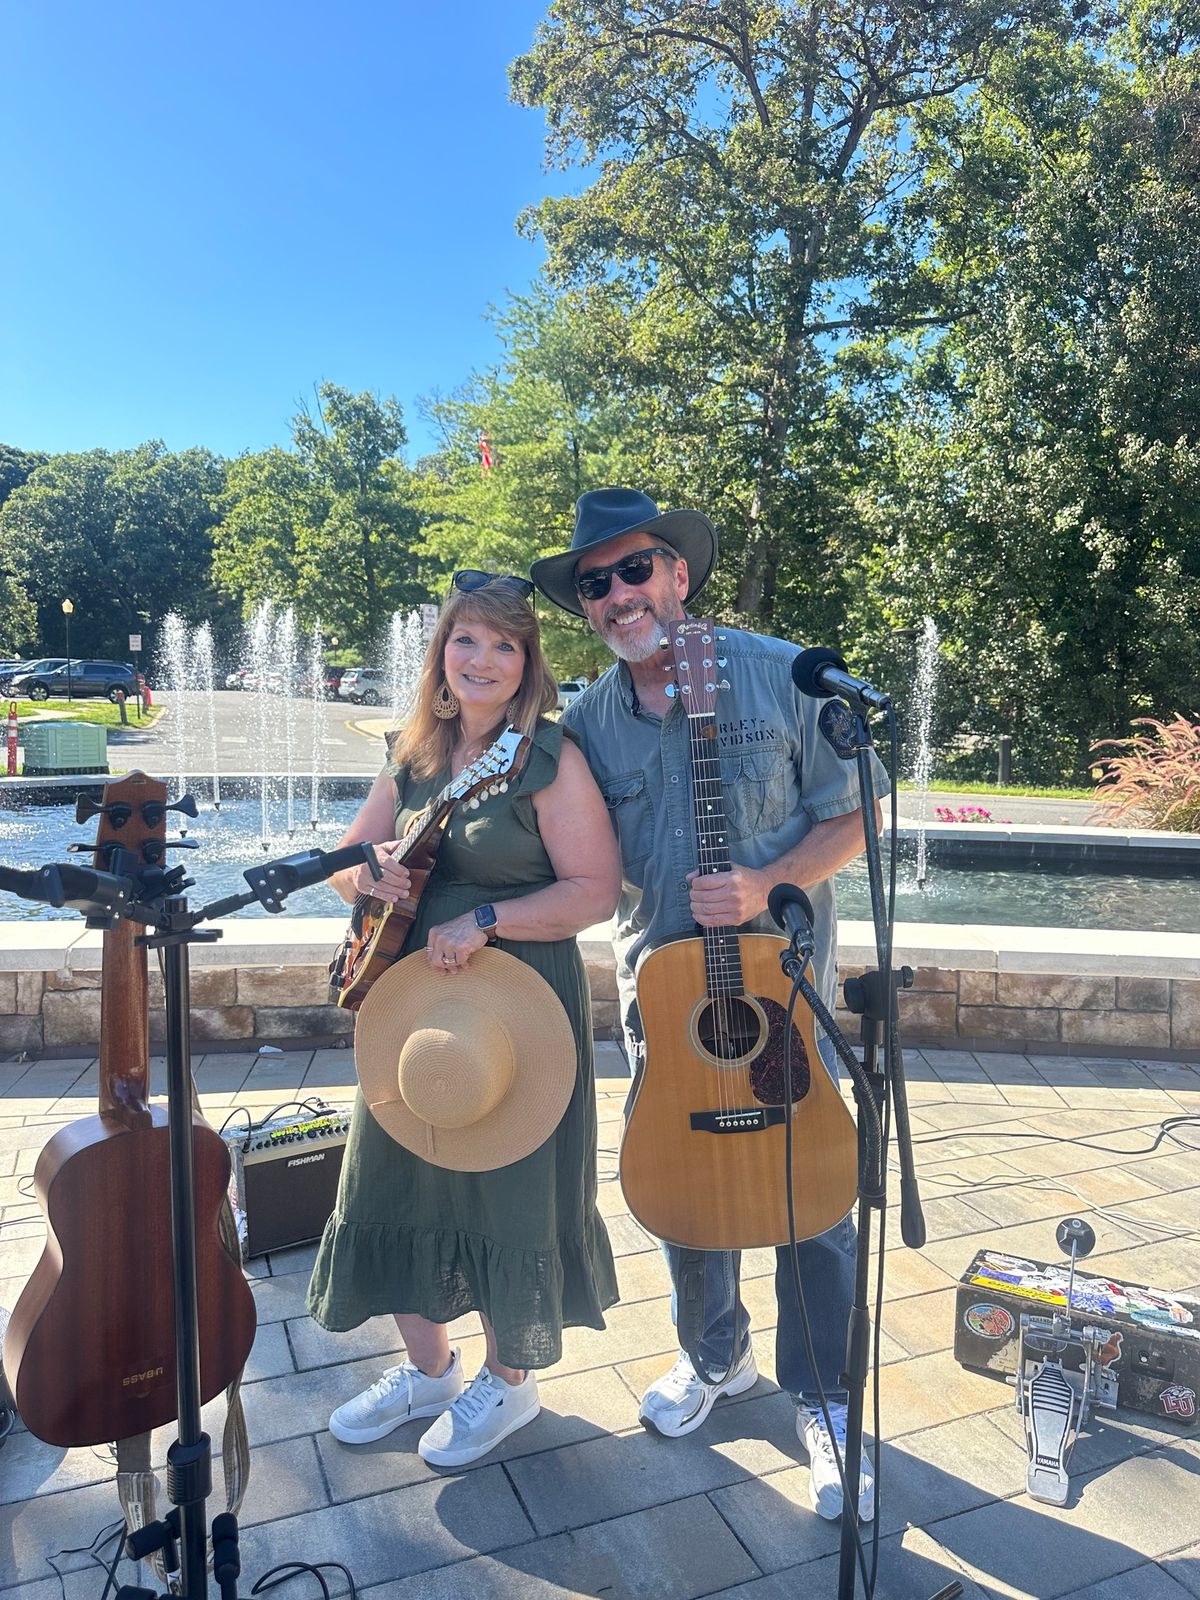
[
  {"x1": 451, "y1": 570, "x2": 535, "y2": 600},
  {"x1": 574, "y1": 546, "x2": 678, "y2": 603}
]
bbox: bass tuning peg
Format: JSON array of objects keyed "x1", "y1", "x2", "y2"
[{"x1": 168, "y1": 794, "x2": 200, "y2": 818}]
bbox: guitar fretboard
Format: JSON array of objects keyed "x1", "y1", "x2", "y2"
[{"x1": 687, "y1": 712, "x2": 746, "y2": 998}]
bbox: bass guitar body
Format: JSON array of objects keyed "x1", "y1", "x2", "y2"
[
  {"x1": 622, "y1": 933, "x2": 857, "y2": 1251},
  {"x1": 2, "y1": 771, "x2": 256, "y2": 1447},
  {"x1": 5, "y1": 1108, "x2": 252, "y2": 1447}
]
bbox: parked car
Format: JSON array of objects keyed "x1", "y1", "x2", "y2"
[
  {"x1": 320, "y1": 665, "x2": 346, "y2": 699},
  {"x1": 556, "y1": 676, "x2": 589, "y2": 713},
  {"x1": 338, "y1": 667, "x2": 385, "y2": 706},
  {"x1": 0, "y1": 659, "x2": 35, "y2": 693},
  {"x1": 11, "y1": 659, "x2": 138, "y2": 703}
]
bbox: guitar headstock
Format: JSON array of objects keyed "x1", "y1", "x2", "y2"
[
  {"x1": 663, "y1": 619, "x2": 729, "y2": 720},
  {"x1": 449, "y1": 727, "x2": 529, "y2": 812}
]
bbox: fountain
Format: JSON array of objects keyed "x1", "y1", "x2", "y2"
[
  {"x1": 911, "y1": 615, "x2": 940, "y2": 887},
  {"x1": 308, "y1": 621, "x2": 327, "y2": 828},
  {"x1": 386, "y1": 609, "x2": 425, "y2": 729},
  {"x1": 191, "y1": 622, "x2": 221, "y2": 810},
  {"x1": 159, "y1": 613, "x2": 191, "y2": 800}
]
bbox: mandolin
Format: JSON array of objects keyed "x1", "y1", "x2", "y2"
[
  {"x1": 619, "y1": 621, "x2": 858, "y2": 1251},
  {"x1": 2, "y1": 772, "x2": 256, "y2": 1447},
  {"x1": 330, "y1": 726, "x2": 528, "y2": 1010}
]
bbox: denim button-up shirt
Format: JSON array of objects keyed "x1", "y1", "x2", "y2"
[{"x1": 563, "y1": 625, "x2": 891, "y2": 1047}]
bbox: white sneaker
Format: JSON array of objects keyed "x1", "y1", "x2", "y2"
[
  {"x1": 797, "y1": 1401, "x2": 876, "y2": 1521},
  {"x1": 638, "y1": 1344, "x2": 758, "y2": 1438},
  {"x1": 329, "y1": 1351, "x2": 464, "y2": 1444},
  {"x1": 418, "y1": 1366, "x2": 540, "y2": 1467}
]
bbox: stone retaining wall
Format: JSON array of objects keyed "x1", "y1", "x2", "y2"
[{"x1": 2, "y1": 918, "x2": 1198, "y2": 1059}]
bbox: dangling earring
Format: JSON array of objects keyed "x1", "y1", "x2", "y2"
[{"x1": 432, "y1": 680, "x2": 460, "y2": 721}]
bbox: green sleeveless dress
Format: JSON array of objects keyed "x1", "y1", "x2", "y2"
[{"x1": 307, "y1": 719, "x2": 618, "y2": 1370}]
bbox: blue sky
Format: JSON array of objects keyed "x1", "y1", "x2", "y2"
[{"x1": 2, "y1": 1, "x2": 573, "y2": 461}]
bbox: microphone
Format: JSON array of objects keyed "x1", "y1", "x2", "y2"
[
  {"x1": 792, "y1": 646, "x2": 891, "y2": 713},
  {"x1": 767, "y1": 883, "x2": 816, "y2": 960},
  {"x1": 241, "y1": 842, "x2": 382, "y2": 913},
  {"x1": 0, "y1": 862, "x2": 134, "y2": 915}
]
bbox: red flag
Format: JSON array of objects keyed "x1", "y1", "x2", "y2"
[{"x1": 479, "y1": 433, "x2": 494, "y2": 472}]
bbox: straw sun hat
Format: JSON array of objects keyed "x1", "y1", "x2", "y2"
[{"x1": 355, "y1": 947, "x2": 577, "y2": 1172}]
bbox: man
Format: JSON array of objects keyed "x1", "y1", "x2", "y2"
[{"x1": 531, "y1": 488, "x2": 889, "y2": 1522}]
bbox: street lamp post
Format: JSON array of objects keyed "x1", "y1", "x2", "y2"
[{"x1": 62, "y1": 600, "x2": 74, "y2": 702}]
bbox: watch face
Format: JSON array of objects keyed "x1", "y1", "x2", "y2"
[{"x1": 475, "y1": 904, "x2": 497, "y2": 929}]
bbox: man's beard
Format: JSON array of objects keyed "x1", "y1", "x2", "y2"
[{"x1": 599, "y1": 595, "x2": 684, "y2": 662}]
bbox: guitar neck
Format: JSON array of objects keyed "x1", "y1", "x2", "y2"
[
  {"x1": 98, "y1": 920, "x2": 151, "y2": 1121},
  {"x1": 687, "y1": 711, "x2": 747, "y2": 998}
]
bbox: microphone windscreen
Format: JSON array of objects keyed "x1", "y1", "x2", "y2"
[
  {"x1": 767, "y1": 882, "x2": 816, "y2": 931},
  {"x1": 791, "y1": 646, "x2": 847, "y2": 699}
]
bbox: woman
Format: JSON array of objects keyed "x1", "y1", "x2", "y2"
[{"x1": 308, "y1": 572, "x2": 620, "y2": 1468}]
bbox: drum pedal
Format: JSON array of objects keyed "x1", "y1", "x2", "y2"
[{"x1": 1014, "y1": 1218, "x2": 1116, "y2": 1505}]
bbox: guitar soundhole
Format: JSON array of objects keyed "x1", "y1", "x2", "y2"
[
  {"x1": 696, "y1": 995, "x2": 763, "y2": 1062},
  {"x1": 747, "y1": 997, "x2": 811, "y2": 1107}
]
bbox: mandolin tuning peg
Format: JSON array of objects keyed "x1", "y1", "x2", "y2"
[
  {"x1": 468, "y1": 797, "x2": 480, "y2": 811},
  {"x1": 498, "y1": 780, "x2": 509, "y2": 793}
]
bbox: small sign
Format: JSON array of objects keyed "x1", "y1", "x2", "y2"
[
  {"x1": 129, "y1": 634, "x2": 142, "y2": 653},
  {"x1": 420, "y1": 604, "x2": 439, "y2": 642}
]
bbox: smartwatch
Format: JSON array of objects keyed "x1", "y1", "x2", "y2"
[{"x1": 474, "y1": 904, "x2": 499, "y2": 942}]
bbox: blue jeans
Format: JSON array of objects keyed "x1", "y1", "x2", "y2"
[{"x1": 656, "y1": 1037, "x2": 857, "y2": 1406}]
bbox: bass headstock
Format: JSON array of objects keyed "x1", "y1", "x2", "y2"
[
  {"x1": 663, "y1": 618, "x2": 730, "y2": 721},
  {"x1": 76, "y1": 772, "x2": 175, "y2": 875}
]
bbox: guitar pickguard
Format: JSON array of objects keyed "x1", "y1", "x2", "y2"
[{"x1": 747, "y1": 997, "x2": 811, "y2": 1106}]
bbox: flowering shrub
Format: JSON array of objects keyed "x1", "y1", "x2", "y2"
[
  {"x1": 1091, "y1": 716, "x2": 1200, "y2": 833},
  {"x1": 933, "y1": 805, "x2": 1013, "y2": 824}
]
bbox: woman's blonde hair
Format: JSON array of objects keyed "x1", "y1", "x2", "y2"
[{"x1": 392, "y1": 584, "x2": 558, "y2": 779}]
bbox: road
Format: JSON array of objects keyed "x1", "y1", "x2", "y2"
[{"x1": 112, "y1": 689, "x2": 388, "y2": 777}]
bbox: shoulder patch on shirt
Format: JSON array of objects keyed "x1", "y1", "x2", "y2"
[{"x1": 818, "y1": 699, "x2": 858, "y2": 760}]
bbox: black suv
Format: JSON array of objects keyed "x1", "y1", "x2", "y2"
[{"x1": 12, "y1": 659, "x2": 138, "y2": 702}]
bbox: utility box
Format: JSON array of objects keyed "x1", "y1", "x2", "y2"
[{"x1": 21, "y1": 721, "x2": 109, "y2": 776}]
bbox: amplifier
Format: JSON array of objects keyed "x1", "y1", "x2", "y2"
[
  {"x1": 223, "y1": 1108, "x2": 352, "y2": 1260},
  {"x1": 954, "y1": 1247, "x2": 1200, "y2": 1424}
]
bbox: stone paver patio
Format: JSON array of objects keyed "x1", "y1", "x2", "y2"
[{"x1": 2, "y1": 1043, "x2": 1200, "y2": 1599}]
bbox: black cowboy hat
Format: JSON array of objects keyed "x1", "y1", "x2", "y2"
[{"x1": 530, "y1": 488, "x2": 718, "y2": 618}]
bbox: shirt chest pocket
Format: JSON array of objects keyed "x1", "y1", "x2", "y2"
[
  {"x1": 719, "y1": 748, "x2": 790, "y2": 840},
  {"x1": 602, "y1": 769, "x2": 654, "y2": 872}
]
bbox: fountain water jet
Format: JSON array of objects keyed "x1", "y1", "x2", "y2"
[
  {"x1": 911, "y1": 616, "x2": 940, "y2": 887},
  {"x1": 160, "y1": 613, "x2": 191, "y2": 799},
  {"x1": 191, "y1": 622, "x2": 221, "y2": 810},
  {"x1": 308, "y1": 622, "x2": 327, "y2": 828}
]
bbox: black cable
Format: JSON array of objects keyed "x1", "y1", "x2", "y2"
[
  {"x1": 910, "y1": 1113, "x2": 1200, "y2": 1157},
  {"x1": 44, "y1": 1521, "x2": 124, "y2": 1600},
  {"x1": 252, "y1": 1559, "x2": 358, "y2": 1600}
]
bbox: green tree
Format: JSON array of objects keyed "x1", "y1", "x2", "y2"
[
  {"x1": 418, "y1": 289, "x2": 649, "y2": 670},
  {"x1": 847, "y1": 13, "x2": 1200, "y2": 779},
  {"x1": 0, "y1": 443, "x2": 229, "y2": 662},
  {"x1": 511, "y1": 0, "x2": 1062, "y2": 634}
]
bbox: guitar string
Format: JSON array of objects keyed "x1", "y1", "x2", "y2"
[{"x1": 683, "y1": 650, "x2": 739, "y2": 1106}]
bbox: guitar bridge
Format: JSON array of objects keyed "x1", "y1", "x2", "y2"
[{"x1": 690, "y1": 1107, "x2": 786, "y2": 1134}]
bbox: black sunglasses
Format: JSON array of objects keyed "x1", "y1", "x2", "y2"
[
  {"x1": 451, "y1": 569, "x2": 534, "y2": 600},
  {"x1": 574, "y1": 546, "x2": 678, "y2": 603}
]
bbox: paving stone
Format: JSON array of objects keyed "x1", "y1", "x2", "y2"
[
  {"x1": 265, "y1": 1239, "x2": 319, "y2": 1277},
  {"x1": 716, "y1": 1525, "x2": 993, "y2": 1599},
  {"x1": 712, "y1": 1412, "x2": 1025, "y2": 1575},
  {"x1": 927, "y1": 1440, "x2": 1200, "y2": 1597},
  {"x1": 874, "y1": 1349, "x2": 1009, "y2": 1438},
  {"x1": 244, "y1": 1317, "x2": 295, "y2": 1382},
  {"x1": 235, "y1": 1466, "x2": 535, "y2": 1589},
  {"x1": 1059, "y1": 1565, "x2": 1198, "y2": 1600},
  {"x1": 289, "y1": 1310, "x2": 405, "y2": 1371},
  {"x1": 251, "y1": 1270, "x2": 312, "y2": 1324},
  {"x1": 604, "y1": 1212, "x2": 658, "y2": 1256},
  {"x1": 1163, "y1": 1544, "x2": 1200, "y2": 1597},
  {"x1": 357, "y1": 1493, "x2": 759, "y2": 1600},
  {"x1": 504, "y1": 1389, "x2": 801, "y2": 1536},
  {"x1": 882, "y1": 1286, "x2": 959, "y2": 1357}
]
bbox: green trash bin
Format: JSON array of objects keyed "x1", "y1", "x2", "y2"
[{"x1": 21, "y1": 721, "x2": 109, "y2": 777}]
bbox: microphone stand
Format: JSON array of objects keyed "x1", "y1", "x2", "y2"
[
  {"x1": 776, "y1": 703, "x2": 947, "y2": 1600},
  {"x1": 5, "y1": 838, "x2": 379, "y2": 1599}
]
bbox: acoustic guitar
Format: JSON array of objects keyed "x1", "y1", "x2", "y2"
[
  {"x1": 330, "y1": 727, "x2": 528, "y2": 1010},
  {"x1": 2, "y1": 772, "x2": 256, "y2": 1447},
  {"x1": 620, "y1": 621, "x2": 858, "y2": 1251}
]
